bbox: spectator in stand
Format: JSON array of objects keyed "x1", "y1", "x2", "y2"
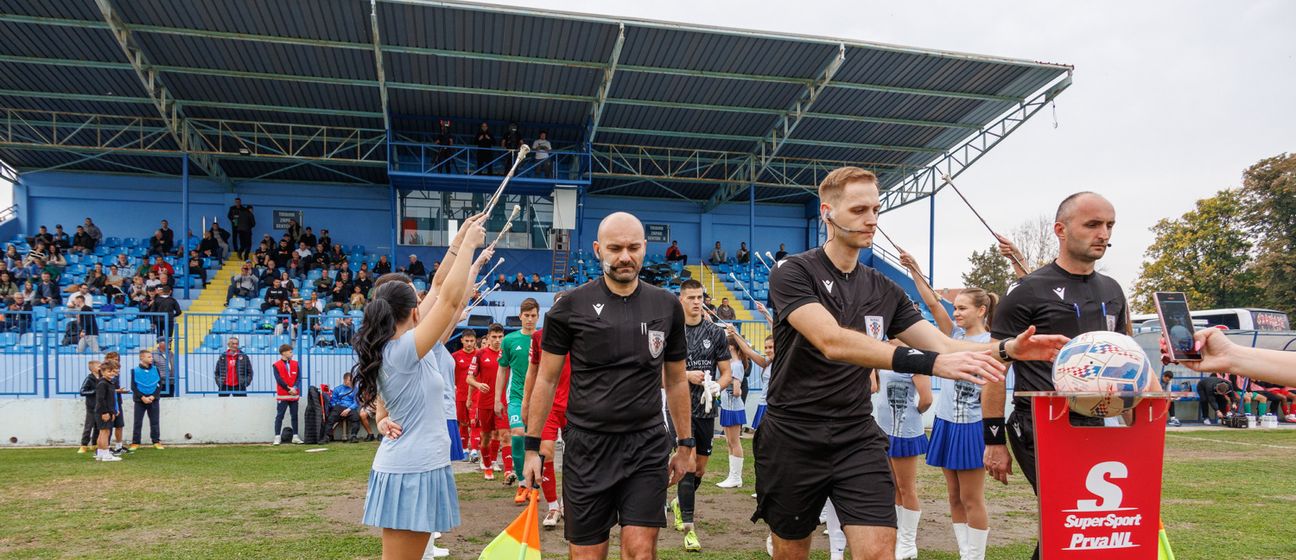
[
  {"x1": 65, "y1": 283, "x2": 93, "y2": 308},
  {"x1": 130, "y1": 348, "x2": 163, "y2": 450},
  {"x1": 404, "y1": 254, "x2": 426, "y2": 279},
  {"x1": 703, "y1": 292, "x2": 715, "y2": 313},
  {"x1": 326, "y1": 372, "x2": 362, "y2": 443},
  {"x1": 313, "y1": 264, "x2": 335, "y2": 293},
  {"x1": 231, "y1": 200, "x2": 256, "y2": 260},
  {"x1": 299, "y1": 292, "x2": 323, "y2": 324},
  {"x1": 35, "y1": 271, "x2": 60, "y2": 306},
  {"x1": 227, "y1": 263, "x2": 258, "y2": 303},
  {"x1": 475, "y1": 121, "x2": 496, "y2": 174},
  {"x1": 666, "y1": 240, "x2": 687, "y2": 266},
  {"x1": 273, "y1": 239, "x2": 293, "y2": 269},
  {"x1": 291, "y1": 241, "x2": 311, "y2": 261},
  {"x1": 85, "y1": 265, "x2": 107, "y2": 295},
  {"x1": 1196, "y1": 374, "x2": 1236, "y2": 424},
  {"x1": 373, "y1": 255, "x2": 392, "y2": 276},
  {"x1": 774, "y1": 243, "x2": 788, "y2": 261},
  {"x1": 735, "y1": 242, "x2": 750, "y2": 264},
  {"x1": 263, "y1": 278, "x2": 291, "y2": 312},
  {"x1": 529, "y1": 273, "x2": 546, "y2": 292},
  {"x1": 5, "y1": 293, "x2": 32, "y2": 333},
  {"x1": 215, "y1": 337, "x2": 253, "y2": 396},
  {"x1": 150, "y1": 256, "x2": 174, "y2": 278},
  {"x1": 71, "y1": 226, "x2": 96, "y2": 254},
  {"x1": 45, "y1": 246, "x2": 67, "y2": 277},
  {"x1": 127, "y1": 277, "x2": 148, "y2": 307},
  {"x1": 72, "y1": 295, "x2": 100, "y2": 353},
  {"x1": 4, "y1": 244, "x2": 21, "y2": 270},
  {"x1": 0, "y1": 271, "x2": 16, "y2": 302},
  {"x1": 319, "y1": 230, "x2": 333, "y2": 251},
  {"x1": 148, "y1": 229, "x2": 172, "y2": 257},
  {"x1": 308, "y1": 244, "x2": 329, "y2": 271},
  {"x1": 274, "y1": 300, "x2": 298, "y2": 337},
  {"x1": 198, "y1": 231, "x2": 221, "y2": 259},
  {"x1": 83, "y1": 218, "x2": 103, "y2": 246},
  {"x1": 335, "y1": 316, "x2": 355, "y2": 347},
  {"x1": 148, "y1": 287, "x2": 182, "y2": 340},
  {"x1": 277, "y1": 271, "x2": 296, "y2": 292},
  {"x1": 210, "y1": 221, "x2": 231, "y2": 259},
  {"x1": 300, "y1": 227, "x2": 317, "y2": 249},
  {"x1": 708, "y1": 241, "x2": 727, "y2": 265},
  {"x1": 270, "y1": 344, "x2": 302, "y2": 444},
  {"x1": 716, "y1": 297, "x2": 737, "y2": 321},
  {"x1": 154, "y1": 339, "x2": 177, "y2": 398},
  {"x1": 18, "y1": 281, "x2": 34, "y2": 305},
  {"x1": 353, "y1": 269, "x2": 374, "y2": 295},
  {"x1": 347, "y1": 285, "x2": 366, "y2": 311},
  {"x1": 328, "y1": 270, "x2": 353, "y2": 309},
  {"x1": 52, "y1": 225, "x2": 70, "y2": 250},
  {"x1": 511, "y1": 272, "x2": 530, "y2": 291},
  {"x1": 112, "y1": 253, "x2": 130, "y2": 271},
  {"x1": 286, "y1": 219, "x2": 303, "y2": 245},
  {"x1": 158, "y1": 220, "x2": 174, "y2": 248},
  {"x1": 532, "y1": 130, "x2": 553, "y2": 177},
  {"x1": 187, "y1": 250, "x2": 206, "y2": 287},
  {"x1": 33, "y1": 225, "x2": 53, "y2": 246}
]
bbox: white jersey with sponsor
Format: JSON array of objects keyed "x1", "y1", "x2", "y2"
[
  {"x1": 934, "y1": 330, "x2": 990, "y2": 424},
  {"x1": 876, "y1": 369, "x2": 924, "y2": 438}
]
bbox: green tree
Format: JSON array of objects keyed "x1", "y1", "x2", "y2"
[
  {"x1": 962, "y1": 244, "x2": 1014, "y2": 296},
  {"x1": 1238, "y1": 153, "x2": 1296, "y2": 316},
  {"x1": 1131, "y1": 189, "x2": 1259, "y2": 314}
]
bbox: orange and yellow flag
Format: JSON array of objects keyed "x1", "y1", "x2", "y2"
[{"x1": 478, "y1": 489, "x2": 541, "y2": 560}]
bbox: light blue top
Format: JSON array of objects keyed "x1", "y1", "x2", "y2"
[
  {"x1": 935, "y1": 330, "x2": 991, "y2": 424},
  {"x1": 876, "y1": 369, "x2": 925, "y2": 438},
  {"x1": 372, "y1": 330, "x2": 451, "y2": 474},
  {"x1": 433, "y1": 343, "x2": 457, "y2": 419},
  {"x1": 720, "y1": 359, "x2": 746, "y2": 412},
  {"x1": 755, "y1": 363, "x2": 770, "y2": 406}
]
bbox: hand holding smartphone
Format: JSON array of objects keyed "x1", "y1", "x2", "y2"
[{"x1": 1154, "y1": 291, "x2": 1201, "y2": 361}]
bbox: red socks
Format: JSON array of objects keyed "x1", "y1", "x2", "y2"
[
  {"x1": 484, "y1": 440, "x2": 499, "y2": 469},
  {"x1": 469, "y1": 427, "x2": 481, "y2": 452},
  {"x1": 502, "y1": 445, "x2": 513, "y2": 472},
  {"x1": 541, "y1": 460, "x2": 558, "y2": 503}
]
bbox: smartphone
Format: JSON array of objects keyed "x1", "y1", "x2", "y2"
[{"x1": 1154, "y1": 292, "x2": 1201, "y2": 361}]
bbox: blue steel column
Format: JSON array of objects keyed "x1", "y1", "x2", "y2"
[
  {"x1": 928, "y1": 191, "x2": 935, "y2": 287},
  {"x1": 390, "y1": 184, "x2": 398, "y2": 265},
  {"x1": 182, "y1": 153, "x2": 190, "y2": 301},
  {"x1": 748, "y1": 185, "x2": 755, "y2": 308}
]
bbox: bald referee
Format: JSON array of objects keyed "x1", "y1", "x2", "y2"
[
  {"x1": 984, "y1": 191, "x2": 1152, "y2": 560},
  {"x1": 521, "y1": 212, "x2": 695, "y2": 560},
  {"x1": 755, "y1": 166, "x2": 1068, "y2": 560}
]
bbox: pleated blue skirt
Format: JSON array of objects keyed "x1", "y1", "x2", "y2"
[
  {"x1": 926, "y1": 418, "x2": 985, "y2": 470},
  {"x1": 750, "y1": 404, "x2": 768, "y2": 430},
  {"x1": 447, "y1": 419, "x2": 465, "y2": 462},
  {"x1": 887, "y1": 433, "x2": 928, "y2": 458},
  {"x1": 719, "y1": 408, "x2": 747, "y2": 427},
  {"x1": 362, "y1": 466, "x2": 461, "y2": 533}
]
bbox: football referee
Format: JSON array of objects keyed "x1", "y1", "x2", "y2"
[
  {"x1": 521, "y1": 212, "x2": 695, "y2": 560},
  {"x1": 985, "y1": 191, "x2": 1152, "y2": 560},
  {"x1": 755, "y1": 167, "x2": 1067, "y2": 560}
]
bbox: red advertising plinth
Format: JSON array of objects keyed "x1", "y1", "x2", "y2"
[{"x1": 1019, "y1": 392, "x2": 1187, "y2": 560}]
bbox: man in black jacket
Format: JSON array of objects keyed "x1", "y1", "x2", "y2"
[
  {"x1": 148, "y1": 287, "x2": 182, "y2": 340},
  {"x1": 475, "y1": 122, "x2": 496, "y2": 174},
  {"x1": 78, "y1": 359, "x2": 102, "y2": 454},
  {"x1": 215, "y1": 337, "x2": 254, "y2": 396},
  {"x1": 228, "y1": 198, "x2": 256, "y2": 260}
]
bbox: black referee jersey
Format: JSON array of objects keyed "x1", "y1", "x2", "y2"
[
  {"x1": 766, "y1": 247, "x2": 924, "y2": 421},
  {"x1": 541, "y1": 278, "x2": 687, "y2": 433},
  {"x1": 991, "y1": 261, "x2": 1128, "y2": 410}
]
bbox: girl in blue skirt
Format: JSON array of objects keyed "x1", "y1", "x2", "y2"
[
  {"x1": 729, "y1": 330, "x2": 774, "y2": 431},
  {"x1": 353, "y1": 215, "x2": 485, "y2": 559},
  {"x1": 926, "y1": 288, "x2": 996, "y2": 560},
  {"x1": 716, "y1": 337, "x2": 748, "y2": 489}
]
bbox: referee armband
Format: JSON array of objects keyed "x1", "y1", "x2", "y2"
[
  {"x1": 983, "y1": 417, "x2": 1007, "y2": 445},
  {"x1": 891, "y1": 347, "x2": 938, "y2": 376}
]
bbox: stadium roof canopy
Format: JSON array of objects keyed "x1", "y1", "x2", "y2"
[{"x1": 0, "y1": 0, "x2": 1071, "y2": 209}]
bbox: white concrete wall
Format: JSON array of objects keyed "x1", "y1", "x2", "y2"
[{"x1": 0, "y1": 396, "x2": 305, "y2": 446}]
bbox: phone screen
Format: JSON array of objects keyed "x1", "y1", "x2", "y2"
[{"x1": 1155, "y1": 292, "x2": 1200, "y2": 361}]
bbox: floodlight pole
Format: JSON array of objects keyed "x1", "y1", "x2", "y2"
[{"x1": 182, "y1": 153, "x2": 190, "y2": 301}]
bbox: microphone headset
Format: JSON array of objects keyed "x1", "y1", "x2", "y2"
[{"x1": 823, "y1": 210, "x2": 873, "y2": 234}]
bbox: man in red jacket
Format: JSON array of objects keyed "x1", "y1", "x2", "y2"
[{"x1": 272, "y1": 344, "x2": 302, "y2": 445}]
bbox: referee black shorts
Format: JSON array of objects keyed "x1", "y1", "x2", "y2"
[
  {"x1": 752, "y1": 412, "x2": 896, "y2": 540},
  {"x1": 561, "y1": 425, "x2": 671, "y2": 546}
]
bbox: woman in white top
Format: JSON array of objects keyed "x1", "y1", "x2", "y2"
[
  {"x1": 715, "y1": 337, "x2": 748, "y2": 489},
  {"x1": 353, "y1": 214, "x2": 485, "y2": 559}
]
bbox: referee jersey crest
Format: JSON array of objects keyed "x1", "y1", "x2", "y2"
[{"x1": 648, "y1": 330, "x2": 665, "y2": 358}]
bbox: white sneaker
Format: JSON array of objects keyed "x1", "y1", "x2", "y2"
[
  {"x1": 542, "y1": 508, "x2": 562, "y2": 528},
  {"x1": 273, "y1": 435, "x2": 281, "y2": 445},
  {"x1": 101, "y1": 453, "x2": 122, "y2": 462},
  {"x1": 1286, "y1": 414, "x2": 1296, "y2": 423},
  {"x1": 292, "y1": 435, "x2": 304, "y2": 444},
  {"x1": 766, "y1": 534, "x2": 774, "y2": 557}
]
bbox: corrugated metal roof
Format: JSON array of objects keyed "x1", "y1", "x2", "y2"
[{"x1": 0, "y1": 0, "x2": 1071, "y2": 194}]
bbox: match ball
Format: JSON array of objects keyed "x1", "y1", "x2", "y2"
[{"x1": 1051, "y1": 331, "x2": 1154, "y2": 417}]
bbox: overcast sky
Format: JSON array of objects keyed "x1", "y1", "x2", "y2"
[{"x1": 481, "y1": 0, "x2": 1295, "y2": 292}]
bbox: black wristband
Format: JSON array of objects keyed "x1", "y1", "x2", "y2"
[
  {"x1": 891, "y1": 346, "x2": 938, "y2": 376},
  {"x1": 983, "y1": 417, "x2": 1007, "y2": 445},
  {"x1": 524, "y1": 435, "x2": 542, "y2": 452},
  {"x1": 997, "y1": 339, "x2": 1013, "y2": 362}
]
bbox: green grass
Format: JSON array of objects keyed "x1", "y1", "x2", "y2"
[{"x1": 1, "y1": 430, "x2": 1294, "y2": 559}]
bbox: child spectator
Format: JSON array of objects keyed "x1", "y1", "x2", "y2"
[
  {"x1": 78, "y1": 360, "x2": 102, "y2": 454},
  {"x1": 103, "y1": 351, "x2": 128, "y2": 454},
  {"x1": 326, "y1": 372, "x2": 362, "y2": 443},
  {"x1": 272, "y1": 344, "x2": 302, "y2": 445},
  {"x1": 94, "y1": 361, "x2": 122, "y2": 462},
  {"x1": 130, "y1": 349, "x2": 164, "y2": 450},
  {"x1": 347, "y1": 286, "x2": 366, "y2": 311}
]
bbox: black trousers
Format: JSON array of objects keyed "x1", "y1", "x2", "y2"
[
  {"x1": 326, "y1": 407, "x2": 360, "y2": 440},
  {"x1": 80, "y1": 408, "x2": 97, "y2": 446},
  {"x1": 132, "y1": 399, "x2": 160, "y2": 444},
  {"x1": 218, "y1": 383, "x2": 248, "y2": 397},
  {"x1": 1197, "y1": 384, "x2": 1230, "y2": 419},
  {"x1": 235, "y1": 230, "x2": 253, "y2": 259}
]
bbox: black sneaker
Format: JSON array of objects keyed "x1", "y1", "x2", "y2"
[
  {"x1": 365, "y1": 434, "x2": 376, "y2": 442},
  {"x1": 348, "y1": 436, "x2": 359, "y2": 443}
]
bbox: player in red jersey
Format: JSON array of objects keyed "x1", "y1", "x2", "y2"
[
  {"x1": 467, "y1": 323, "x2": 507, "y2": 480},
  {"x1": 451, "y1": 329, "x2": 479, "y2": 460},
  {"x1": 522, "y1": 290, "x2": 572, "y2": 529}
]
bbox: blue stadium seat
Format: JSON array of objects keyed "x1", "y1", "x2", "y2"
[
  {"x1": 120, "y1": 334, "x2": 140, "y2": 350},
  {"x1": 0, "y1": 332, "x2": 18, "y2": 347},
  {"x1": 228, "y1": 298, "x2": 246, "y2": 309},
  {"x1": 129, "y1": 319, "x2": 151, "y2": 333}
]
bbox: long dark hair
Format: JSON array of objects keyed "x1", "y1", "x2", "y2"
[
  {"x1": 728, "y1": 337, "x2": 751, "y2": 376},
  {"x1": 351, "y1": 274, "x2": 416, "y2": 409}
]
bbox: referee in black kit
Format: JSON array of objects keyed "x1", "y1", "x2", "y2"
[
  {"x1": 521, "y1": 212, "x2": 695, "y2": 560},
  {"x1": 755, "y1": 166, "x2": 1067, "y2": 560},
  {"x1": 985, "y1": 191, "x2": 1152, "y2": 560}
]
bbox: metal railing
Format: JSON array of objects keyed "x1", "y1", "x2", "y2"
[{"x1": 0, "y1": 309, "x2": 171, "y2": 397}]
